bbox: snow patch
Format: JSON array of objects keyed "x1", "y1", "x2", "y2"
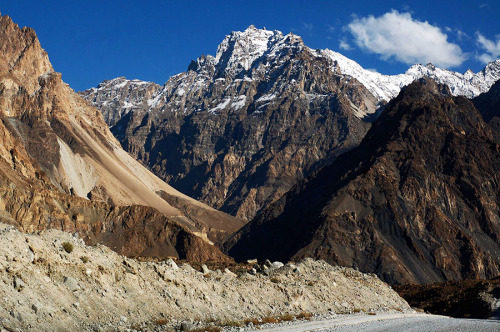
[
  {"x1": 208, "y1": 97, "x2": 231, "y2": 114},
  {"x1": 231, "y1": 95, "x2": 247, "y2": 110},
  {"x1": 257, "y1": 93, "x2": 277, "y2": 102}
]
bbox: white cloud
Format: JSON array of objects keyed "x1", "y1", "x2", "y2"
[
  {"x1": 339, "y1": 40, "x2": 352, "y2": 51},
  {"x1": 476, "y1": 33, "x2": 500, "y2": 64},
  {"x1": 346, "y1": 10, "x2": 466, "y2": 68}
]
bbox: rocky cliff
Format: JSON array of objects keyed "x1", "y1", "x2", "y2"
[
  {"x1": 0, "y1": 13, "x2": 243, "y2": 262},
  {"x1": 225, "y1": 78, "x2": 500, "y2": 285},
  {"x1": 81, "y1": 26, "x2": 377, "y2": 220},
  {"x1": 473, "y1": 79, "x2": 500, "y2": 144}
]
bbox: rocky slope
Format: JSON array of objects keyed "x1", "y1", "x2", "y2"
[
  {"x1": 225, "y1": 78, "x2": 500, "y2": 285},
  {"x1": 0, "y1": 223, "x2": 411, "y2": 331},
  {"x1": 81, "y1": 26, "x2": 378, "y2": 220},
  {"x1": 0, "y1": 12, "x2": 245, "y2": 261},
  {"x1": 473, "y1": 79, "x2": 500, "y2": 144}
]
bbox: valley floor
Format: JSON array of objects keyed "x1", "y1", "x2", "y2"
[{"x1": 256, "y1": 313, "x2": 500, "y2": 332}]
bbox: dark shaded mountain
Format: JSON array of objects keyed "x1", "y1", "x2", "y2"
[
  {"x1": 394, "y1": 277, "x2": 500, "y2": 319},
  {"x1": 473, "y1": 79, "x2": 500, "y2": 144},
  {"x1": 0, "y1": 13, "x2": 242, "y2": 262},
  {"x1": 225, "y1": 78, "x2": 500, "y2": 284},
  {"x1": 81, "y1": 26, "x2": 379, "y2": 220}
]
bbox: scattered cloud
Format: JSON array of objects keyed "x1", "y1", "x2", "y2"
[
  {"x1": 326, "y1": 24, "x2": 336, "y2": 33},
  {"x1": 291, "y1": 22, "x2": 313, "y2": 34},
  {"x1": 479, "y1": 3, "x2": 488, "y2": 9},
  {"x1": 345, "y1": 10, "x2": 466, "y2": 68},
  {"x1": 339, "y1": 40, "x2": 352, "y2": 51},
  {"x1": 476, "y1": 32, "x2": 500, "y2": 63},
  {"x1": 303, "y1": 22, "x2": 313, "y2": 31},
  {"x1": 456, "y1": 30, "x2": 469, "y2": 41}
]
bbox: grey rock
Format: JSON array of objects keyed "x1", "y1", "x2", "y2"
[
  {"x1": 165, "y1": 258, "x2": 179, "y2": 270},
  {"x1": 13, "y1": 277, "x2": 25, "y2": 291},
  {"x1": 271, "y1": 261, "x2": 284, "y2": 269},
  {"x1": 180, "y1": 321, "x2": 194, "y2": 331},
  {"x1": 63, "y1": 276, "x2": 80, "y2": 292},
  {"x1": 224, "y1": 268, "x2": 236, "y2": 277}
]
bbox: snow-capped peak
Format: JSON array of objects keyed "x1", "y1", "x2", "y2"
[
  {"x1": 84, "y1": 26, "x2": 500, "y2": 121},
  {"x1": 321, "y1": 49, "x2": 500, "y2": 101},
  {"x1": 214, "y1": 25, "x2": 297, "y2": 77}
]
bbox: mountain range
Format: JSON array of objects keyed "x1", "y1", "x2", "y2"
[
  {"x1": 81, "y1": 26, "x2": 500, "y2": 222},
  {"x1": 1, "y1": 15, "x2": 499, "y2": 288}
]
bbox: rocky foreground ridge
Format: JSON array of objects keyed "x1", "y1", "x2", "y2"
[
  {"x1": 0, "y1": 12, "x2": 244, "y2": 262},
  {"x1": 226, "y1": 78, "x2": 500, "y2": 285},
  {"x1": 0, "y1": 223, "x2": 410, "y2": 331}
]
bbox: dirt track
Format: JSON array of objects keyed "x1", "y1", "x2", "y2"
[{"x1": 258, "y1": 313, "x2": 500, "y2": 332}]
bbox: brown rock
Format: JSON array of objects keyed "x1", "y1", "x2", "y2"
[
  {"x1": 0, "y1": 13, "x2": 240, "y2": 262},
  {"x1": 226, "y1": 78, "x2": 500, "y2": 284}
]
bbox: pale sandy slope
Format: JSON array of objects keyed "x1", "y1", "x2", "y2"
[{"x1": 0, "y1": 223, "x2": 410, "y2": 331}]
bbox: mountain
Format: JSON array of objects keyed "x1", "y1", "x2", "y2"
[
  {"x1": 473, "y1": 79, "x2": 500, "y2": 144},
  {"x1": 0, "y1": 13, "x2": 244, "y2": 261},
  {"x1": 81, "y1": 77, "x2": 161, "y2": 127},
  {"x1": 81, "y1": 26, "x2": 381, "y2": 220},
  {"x1": 323, "y1": 50, "x2": 500, "y2": 102},
  {"x1": 225, "y1": 78, "x2": 500, "y2": 285},
  {"x1": 81, "y1": 26, "x2": 500, "y2": 221}
]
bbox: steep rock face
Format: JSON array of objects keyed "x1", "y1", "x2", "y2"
[
  {"x1": 0, "y1": 13, "x2": 241, "y2": 261},
  {"x1": 226, "y1": 78, "x2": 500, "y2": 284},
  {"x1": 83, "y1": 26, "x2": 377, "y2": 220},
  {"x1": 473, "y1": 79, "x2": 500, "y2": 144}
]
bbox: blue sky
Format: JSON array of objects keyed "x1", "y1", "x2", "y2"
[{"x1": 2, "y1": 1, "x2": 499, "y2": 91}]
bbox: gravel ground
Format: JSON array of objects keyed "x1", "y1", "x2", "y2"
[
  {"x1": 253, "y1": 313, "x2": 500, "y2": 332},
  {"x1": 0, "y1": 223, "x2": 410, "y2": 331}
]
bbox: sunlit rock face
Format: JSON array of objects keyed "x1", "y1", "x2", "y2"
[{"x1": 0, "y1": 13, "x2": 242, "y2": 263}]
